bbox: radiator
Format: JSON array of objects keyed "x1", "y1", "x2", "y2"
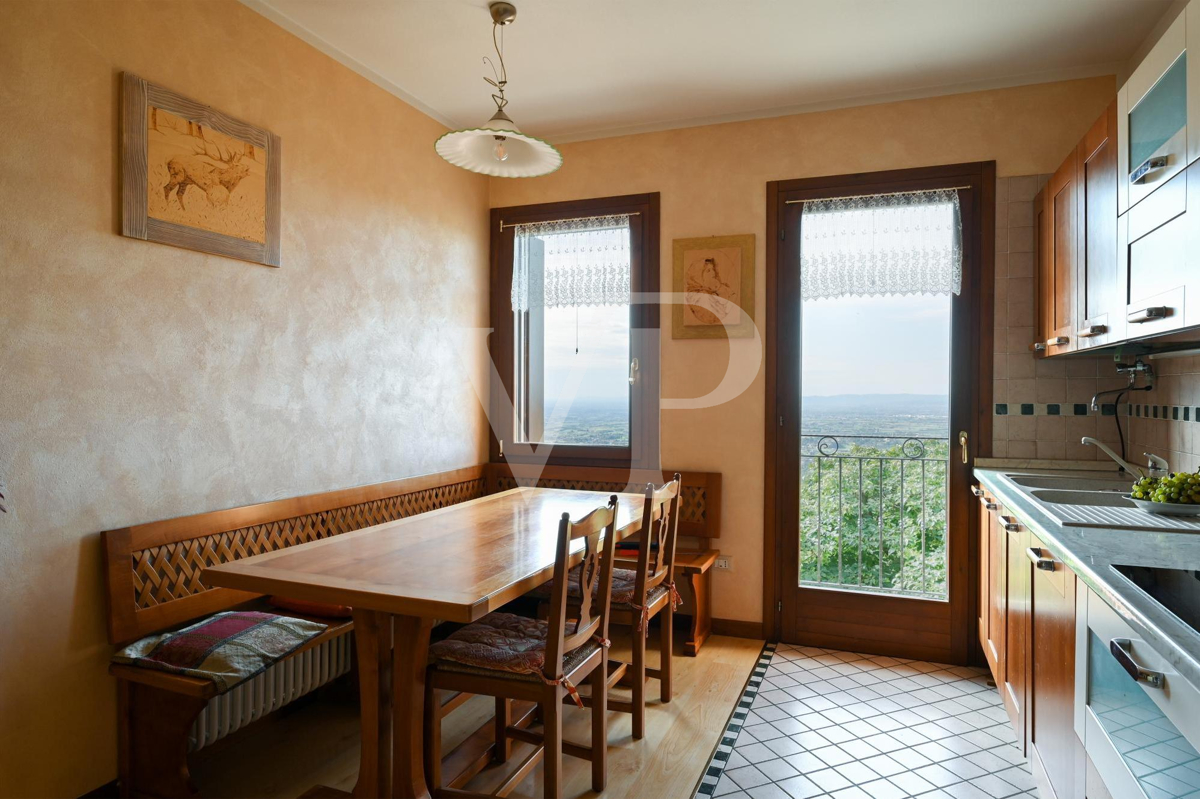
[{"x1": 188, "y1": 632, "x2": 354, "y2": 751}]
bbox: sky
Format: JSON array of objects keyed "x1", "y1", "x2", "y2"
[
  {"x1": 801, "y1": 293, "x2": 951, "y2": 397},
  {"x1": 542, "y1": 304, "x2": 630, "y2": 405}
]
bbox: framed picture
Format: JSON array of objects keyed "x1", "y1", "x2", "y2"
[
  {"x1": 672, "y1": 234, "x2": 755, "y2": 339},
  {"x1": 120, "y1": 72, "x2": 281, "y2": 267}
]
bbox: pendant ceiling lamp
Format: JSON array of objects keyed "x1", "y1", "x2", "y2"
[{"x1": 435, "y1": 2, "x2": 562, "y2": 178}]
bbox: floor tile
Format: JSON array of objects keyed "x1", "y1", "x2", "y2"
[{"x1": 696, "y1": 644, "x2": 1039, "y2": 799}]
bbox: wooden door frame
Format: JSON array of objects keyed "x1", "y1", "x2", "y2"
[{"x1": 763, "y1": 162, "x2": 995, "y2": 663}]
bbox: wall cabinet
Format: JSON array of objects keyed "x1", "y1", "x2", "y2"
[
  {"x1": 1077, "y1": 101, "x2": 1123, "y2": 349},
  {"x1": 1034, "y1": 1, "x2": 1200, "y2": 355}
]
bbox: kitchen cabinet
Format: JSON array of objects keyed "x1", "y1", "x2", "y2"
[
  {"x1": 1076, "y1": 101, "x2": 1123, "y2": 349},
  {"x1": 1032, "y1": 186, "x2": 1047, "y2": 357},
  {"x1": 1027, "y1": 534, "x2": 1079, "y2": 799},
  {"x1": 1118, "y1": 10, "x2": 1187, "y2": 214},
  {"x1": 1037, "y1": 154, "x2": 1080, "y2": 356},
  {"x1": 1001, "y1": 510, "x2": 1030, "y2": 752},
  {"x1": 973, "y1": 484, "x2": 1083, "y2": 785},
  {"x1": 976, "y1": 487, "x2": 1005, "y2": 681}
]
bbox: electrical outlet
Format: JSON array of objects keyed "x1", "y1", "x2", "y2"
[{"x1": 715, "y1": 556, "x2": 733, "y2": 571}]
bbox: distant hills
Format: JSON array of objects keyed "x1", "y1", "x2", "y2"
[
  {"x1": 802, "y1": 394, "x2": 949, "y2": 412},
  {"x1": 802, "y1": 394, "x2": 949, "y2": 437}
]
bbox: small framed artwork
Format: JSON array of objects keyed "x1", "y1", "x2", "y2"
[
  {"x1": 672, "y1": 234, "x2": 755, "y2": 339},
  {"x1": 121, "y1": 72, "x2": 281, "y2": 267}
]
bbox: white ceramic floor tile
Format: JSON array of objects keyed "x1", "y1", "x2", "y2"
[{"x1": 696, "y1": 644, "x2": 1041, "y2": 799}]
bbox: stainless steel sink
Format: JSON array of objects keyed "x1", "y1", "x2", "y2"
[
  {"x1": 1029, "y1": 489, "x2": 1135, "y2": 508},
  {"x1": 1009, "y1": 475, "x2": 1131, "y2": 492}
]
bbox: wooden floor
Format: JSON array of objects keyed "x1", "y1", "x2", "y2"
[{"x1": 189, "y1": 629, "x2": 764, "y2": 799}]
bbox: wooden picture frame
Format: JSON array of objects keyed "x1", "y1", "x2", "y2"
[
  {"x1": 672, "y1": 234, "x2": 755, "y2": 339},
  {"x1": 121, "y1": 72, "x2": 281, "y2": 267}
]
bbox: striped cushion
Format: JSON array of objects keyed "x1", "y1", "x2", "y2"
[{"x1": 113, "y1": 611, "x2": 327, "y2": 694}]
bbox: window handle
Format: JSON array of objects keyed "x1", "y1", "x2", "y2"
[{"x1": 629, "y1": 358, "x2": 639, "y2": 386}]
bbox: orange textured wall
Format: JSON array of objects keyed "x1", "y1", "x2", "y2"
[
  {"x1": 489, "y1": 76, "x2": 1116, "y2": 629},
  {"x1": 0, "y1": 2, "x2": 489, "y2": 795}
]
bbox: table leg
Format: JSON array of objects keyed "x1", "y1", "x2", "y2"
[
  {"x1": 353, "y1": 609, "x2": 393, "y2": 799},
  {"x1": 684, "y1": 571, "x2": 712, "y2": 657},
  {"x1": 392, "y1": 614, "x2": 435, "y2": 799}
]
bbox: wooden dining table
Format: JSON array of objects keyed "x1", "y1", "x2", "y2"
[{"x1": 203, "y1": 486, "x2": 645, "y2": 799}]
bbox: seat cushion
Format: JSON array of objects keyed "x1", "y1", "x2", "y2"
[
  {"x1": 428, "y1": 611, "x2": 600, "y2": 682},
  {"x1": 112, "y1": 610, "x2": 328, "y2": 694},
  {"x1": 529, "y1": 565, "x2": 640, "y2": 605}
]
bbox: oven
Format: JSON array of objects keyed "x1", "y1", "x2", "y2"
[{"x1": 1075, "y1": 585, "x2": 1200, "y2": 798}]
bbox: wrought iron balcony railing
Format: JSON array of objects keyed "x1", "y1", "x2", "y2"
[{"x1": 800, "y1": 433, "x2": 949, "y2": 601}]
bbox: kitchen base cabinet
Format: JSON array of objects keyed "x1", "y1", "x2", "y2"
[
  {"x1": 1002, "y1": 511, "x2": 1029, "y2": 753},
  {"x1": 1028, "y1": 535, "x2": 1079, "y2": 799},
  {"x1": 976, "y1": 485, "x2": 1006, "y2": 683}
]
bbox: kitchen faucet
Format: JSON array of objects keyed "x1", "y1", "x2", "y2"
[
  {"x1": 1090, "y1": 357, "x2": 1154, "y2": 412},
  {"x1": 1083, "y1": 357, "x2": 1167, "y2": 477},
  {"x1": 1080, "y1": 437, "x2": 1168, "y2": 477}
]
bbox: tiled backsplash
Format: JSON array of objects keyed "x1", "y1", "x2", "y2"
[
  {"x1": 1125, "y1": 356, "x2": 1200, "y2": 472},
  {"x1": 991, "y1": 174, "x2": 1128, "y2": 462}
]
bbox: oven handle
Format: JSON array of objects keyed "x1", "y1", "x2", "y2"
[{"x1": 1110, "y1": 638, "x2": 1165, "y2": 688}]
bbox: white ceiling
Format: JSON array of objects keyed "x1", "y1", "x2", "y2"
[{"x1": 246, "y1": 0, "x2": 1174, "y2": 142}]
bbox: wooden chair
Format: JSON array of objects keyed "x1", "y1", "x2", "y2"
[
  {"x1": 423, "y1": 496, "x2": 620, "y2": 798},
  {"x1": 531, "y1": 474, "x2": 682, "y2": 740},
  {"x1": 608, "y1": 474, "x2": 683, "y2": 739}
]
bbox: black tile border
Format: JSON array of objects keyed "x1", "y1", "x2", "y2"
[
  {"x1": 995, "y1": 402, "x2": 1200, "y2": 422},
  {"x1": 692, "y1": 642, "x2": 777, "y2": 798}
]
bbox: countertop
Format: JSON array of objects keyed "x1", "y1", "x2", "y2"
[{"x1": 975, "y1": 466, "x2": 1200, "y2": 689}]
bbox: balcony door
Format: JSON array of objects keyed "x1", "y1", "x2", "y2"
[{"x1": 766, "y1": 163, "x2": 994, "y2": 665}]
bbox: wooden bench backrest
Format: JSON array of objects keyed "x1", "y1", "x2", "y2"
[
  {"x1": 101, "y1": 466, "x2": 488, "y2": 645},
  {"x1": 483, "y1": 464, "x2": 721, "y2": 540},
  {"x1": 101, "y1": 463, "x2": 722, "y2": 646}
]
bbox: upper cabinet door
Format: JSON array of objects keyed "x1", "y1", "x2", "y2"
[
  {"x1": 1077, "y1": 101, "x2": 1124, "y2": 349},
  {"x1": 1119, "y1": 11, "x2": 1187, "y2": 214},
  {"x1": 1044, "y1": 154, "x2": 1079, "y2": 356}
]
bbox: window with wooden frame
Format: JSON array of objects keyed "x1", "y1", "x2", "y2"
[{"x1": 489, "y1": 193, "x2": 660, "y2": 469}]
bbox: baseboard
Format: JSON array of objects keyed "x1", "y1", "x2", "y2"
[{"x1": 712, "y1": 617, "x2": 765, "y2": 639}]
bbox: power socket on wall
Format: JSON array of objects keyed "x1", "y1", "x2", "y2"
[{"x1": 714, "y1": 555, "x2": 733, "y2": 571}]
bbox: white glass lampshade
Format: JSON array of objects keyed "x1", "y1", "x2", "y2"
[{"x1": 435, "y1": 110, "x2": 562, "y2": 178}]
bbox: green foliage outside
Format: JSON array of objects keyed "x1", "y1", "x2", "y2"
[{"x1": 799, "y1": 438, "x2": 949, "y2": 599}]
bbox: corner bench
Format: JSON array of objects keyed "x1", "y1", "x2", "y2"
[
  {"x1": 101, "y1": 463, "x2": 720, "y2": 797},
  {"x1": 101, "y1": 466, "x2": 489, "y2": 798}
]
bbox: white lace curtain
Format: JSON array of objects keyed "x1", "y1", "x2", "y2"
[
  {"x1": 800, "y1": 189, "x2": 962, "y2": 301},
  {"x1": 511, "y1": 214, "x2": 631, "y2": 312}
]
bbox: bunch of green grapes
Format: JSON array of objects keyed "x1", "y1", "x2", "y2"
[{"x1": 1132, "y1": 472, "x2": 1200, "y2": 503}]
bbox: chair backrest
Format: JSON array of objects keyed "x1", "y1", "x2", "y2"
[
  {"x1": 543, "y1": 495, "x2": 619, "y2": 681},
  {"x1": 633, "y1": 473, "x2": 682, "y2": 601}
]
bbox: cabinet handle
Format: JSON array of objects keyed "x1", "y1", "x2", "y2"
[
  {"x1": 1131, "y1": 155, "x2": 1169, "y2": 185},
  {"x1": 971, "y1": 486, "x2": 984, "y2": 497},
  {"x1": 1045, "y1": 336, "x2": 1069, "y2": 347},
  {"x1": 999, "y1": 515, "x2": 1021, "y2": 532},
  {"x1": 980, "y1": 497, "x2": 998, "y2": 511},
  {"x1": 1128, "y1": 307, "x2": 1170, "y2": 324},
  {"x1": 1077, "y1": 324, "x2": 1107, "y2": 338},
  {"x1": 1110, "y1": 638, "x2": 1165, "y2": 688},
  {"x1": 1025, "y1": 546, "x2": 1056, "y2": 571},
  {"x1": 1030, "y1": 342, "x2": 1046, "y2": 353}
]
